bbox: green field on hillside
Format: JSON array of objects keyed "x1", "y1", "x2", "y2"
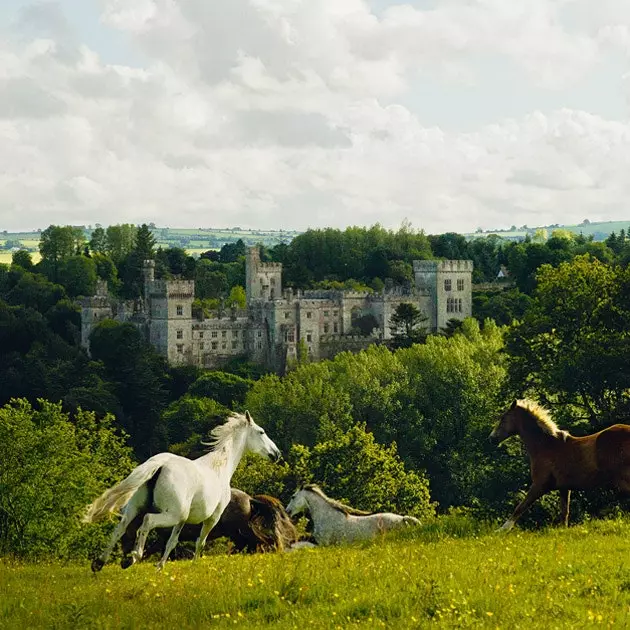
[{"x1": 3, "y1": 517, "x2": 630, "y2": 629}]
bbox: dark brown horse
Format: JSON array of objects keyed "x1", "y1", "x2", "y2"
[
  {"x1": 120, "y1": 488, "x2": 298, "y2": 565},
  {"x1": 490, "y1": 399, "x2": 630, "y2": 530}
]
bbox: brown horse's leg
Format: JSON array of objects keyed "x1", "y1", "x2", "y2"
[
  {"x1": 499, "y1": 484, "x2": 547, "y2": 531},
  {"x1": 559, "y1": 489, "x2": 571, "y2": 527}
]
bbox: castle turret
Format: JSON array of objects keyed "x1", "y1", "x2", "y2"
[
  {"x1": 245, "y1": 246, "x2": 282, "y2": 303},
  {"x1": 414, "y1": 260, "x2": 473, "y2": 330}
]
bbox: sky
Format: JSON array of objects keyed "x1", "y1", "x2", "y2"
[{"x1": 2, "y1": 1, "x2": 630, "y2": 233}]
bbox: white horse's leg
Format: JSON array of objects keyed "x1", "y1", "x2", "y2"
[
  {"x1": 156, "y1": 522, "x2": 185, "y2": 571},
  {"x1": 130, "y1": 512, "x2": 182, "y2": 566},
  {"x1": 194, "y1": 510, "x2": 223, "y2": 560},
  {"x1": 91, "y1": 502, "x2": 140, "y2": 572}
]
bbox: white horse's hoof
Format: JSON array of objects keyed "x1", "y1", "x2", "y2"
[{"x1": 497, "y1": 520, "x2": 515, "y2": 532}]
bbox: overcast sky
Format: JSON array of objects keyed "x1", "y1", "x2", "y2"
[{"x1": 2, "y1": 0, "x2": 630, "y2": 233}]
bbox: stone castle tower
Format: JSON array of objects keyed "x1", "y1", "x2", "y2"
[{"x1": 245, "y1": 247, "x2": 283, "y2": 303}]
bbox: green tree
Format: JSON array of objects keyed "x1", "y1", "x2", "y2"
[
  {"x1": 163, "y1": 395, "x2": 230, "y2": 448},
  {"x1": 188, "y1": 371, "x2": 253, "y2": 408},
  {"x1": 11, "y1": 250, "x2": 33, "y2": 271},
  {"x1": 291, "y1": 424, "x2": 435, "y2": 519},
  {"x1": 389, "y1": 302, "x2": 427, "y2": 348},
  {"x1": 38, "y1": 225, "x2": 77, "y2": 280},
  {"x1": 89, "y1": 226, "x2": 107, "y2": 255},
  {"x1": 59, "y1": 255, "x2": 97, "y2": 297},
  {"x1": 89, "y1": 320, "x2": 169, "y2": 457},
  {"x1": 0, "y1": 399, "x2": 134, "y2": 559},
  {"x1": 105, "y1": 224, "x2": 137, "y2": 263},
  {"x1": 135, "y1": 223, "x2": 156, "y2": 261},
  {"x1": 506, "y1": 255, "x2": 630, "y2": 425},
  {"x1": 227, "y1": 285, "x2": 247, "y2": 309}
]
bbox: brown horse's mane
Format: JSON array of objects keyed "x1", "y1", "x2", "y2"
[
  {"x1": 303, "y1": 484, "x2": 373, "y2": 516},
  {"x1": 516, "y1": 399, "x2": 568, "y2": 439}
]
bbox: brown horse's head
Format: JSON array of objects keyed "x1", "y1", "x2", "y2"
[{"x1": 489, "y1": 400, "x2": 520, "y2": 444}]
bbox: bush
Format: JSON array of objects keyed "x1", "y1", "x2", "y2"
[
  {"x1": 0, "y1": 399, "x2": 134, "y2": 559},
  {"x1": 188, "y1": 371, "x2": 253, "y2": 408}
]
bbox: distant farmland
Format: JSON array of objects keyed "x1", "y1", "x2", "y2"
[{"x1": 0, "y1": 226, "x2": 301, "y2": 261}]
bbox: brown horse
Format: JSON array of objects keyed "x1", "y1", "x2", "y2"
[
  {"x1": 120, "y1": 488, "x2": 298, "y2": 565},
  {"x1": 490, "y1": 399, "x2": 630, "y2": 530}
]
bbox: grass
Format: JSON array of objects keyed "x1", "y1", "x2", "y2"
[{"x1": 3, "y1": 517, "x2": 630, "y2": 628}]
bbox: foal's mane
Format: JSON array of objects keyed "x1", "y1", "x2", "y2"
[
  {"x1": 303, "y1": 484, "x2": 373, "y2": 516},
  {"x1": 516, "y1": 399, "x2": 567, "y2": 439}
]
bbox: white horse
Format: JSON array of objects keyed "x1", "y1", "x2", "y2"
[
  {"x1": 84, "y1": 411, "x2": 281, "y2": 571},
  {"x1": 286, "y1": 485, "x2": 421, "y2": 545}
]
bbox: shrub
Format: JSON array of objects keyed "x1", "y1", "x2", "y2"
[{"x1": 0, "y1": 399, "x2": 134, "y2": 559}]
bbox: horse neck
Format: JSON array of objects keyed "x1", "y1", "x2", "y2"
[
  {"x1": 516, "y1": 412, "x2": 560, "y2": 453},
  {"x1": 307, "y1": 492, "x2": 346, "y2": 525},
  {"x1": 197, "y1": 430, "x2": 248, "y2": 481}
]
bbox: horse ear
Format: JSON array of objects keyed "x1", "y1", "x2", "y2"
[{"x1": 245, "y1": 410, "x2": 253, "y2": 423}]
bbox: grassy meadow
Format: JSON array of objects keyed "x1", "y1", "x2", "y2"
[{"x1": 3, "y1": 517, "x2": 630, "y2": 629}]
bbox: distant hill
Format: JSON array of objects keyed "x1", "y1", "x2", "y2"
[
  {"x1": 0, "y1": 226, "x2": 302, "y2": 264},
  {"x1": 466, "y1": 220, "x2": 630, "y2": 242}
]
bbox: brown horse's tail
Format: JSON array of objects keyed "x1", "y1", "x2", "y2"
[{"x1": 249, "y1": 495, "x2": 298, "y2": 552}]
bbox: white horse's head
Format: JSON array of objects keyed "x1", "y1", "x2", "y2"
[
  {"x1": 286, "y1": 489, "x2": 309, "y2": 516},
  {"x1": 243, "y1": 411, "x2": 282, "y2": 462}
]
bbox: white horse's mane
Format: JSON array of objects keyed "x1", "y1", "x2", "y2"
[
  {"x1": 303, "y1": 485, "x2": 373, "y2": 516},
  {"x1": 202, "y1": 413, "x2": 251, "y2": 468}
]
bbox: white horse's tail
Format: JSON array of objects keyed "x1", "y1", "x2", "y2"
[
  {"x1": 402, "y1": 516, "x2": 421, "y2": 527},
  {"x1": 82, "y1": 453, "x2": 173, "y2": 523}
]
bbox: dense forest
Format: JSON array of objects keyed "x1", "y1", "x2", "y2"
[{"x1": 3, "y1": 222, "x2": 630, "y2": 559}]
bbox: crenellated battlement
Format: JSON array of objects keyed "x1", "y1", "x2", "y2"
[{"x1": 414, "y1": 260, "x2": 474, "y2": 273}]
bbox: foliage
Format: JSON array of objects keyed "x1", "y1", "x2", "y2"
[
  {"x1": 389, "y1": 302, "x2": 427, "y2": 348},
  {"x1": 163, "y1": 395, "x2": 230, "y2": 449},
  {"x1": 245, "y1": 363, "x2": 354, "y2": 452},
  {"x1": 506, "y1": 255, "x2": 630, "y2": 426},
  {"x1": 188, "y1": 371, "x2": 253, "y2": 408},
  {"x1": 292, "y1": 424, "x2": 435, "y2": 519},
  {"x1": 90, "y1": 320, "x2": 169, "y2": 457},
  {"x1": 0, "y1": 399, "x2": 134, "y2": 559},
  {"x1": 11, "y1": 250, "x2": 33, "y2": 270}
]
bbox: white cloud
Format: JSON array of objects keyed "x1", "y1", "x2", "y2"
[{"x1": 1, "y1": 0, "x2": 630, "y2": 232}]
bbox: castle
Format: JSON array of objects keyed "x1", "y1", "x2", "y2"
[{"x1": 81, "y1": 248, "x2": 473, "y2": 372}]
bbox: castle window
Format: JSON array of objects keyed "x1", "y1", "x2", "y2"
[
  {"x1": 258, "y1": 331, "x2": 262, "y2": 337},
  {"x1": 324, "y1": 324, "x2": 329, "y2": 333},
  {"x1": 284, "y1": 312, "x2": 290, "y2": 319},
  {"x1": 176, "y1": 344, "x2": 183, "y2": 354},
  {"x1": 270, "y1": 277, "x2": 276, "y2": 286},
  {"x1": 176, "y1": 330, "x2": 183, "y2": 339},
  {"x1": 324, "y1": 310, "x2": 329, "y2": 317},
  {"x1": 288, "y1": 332, "x2": 295, "y2": 342},
  {"x1": 211, "y1": 331, "x2": 218, "y2": 338},
  {"x1": 176, "y1": 305, "x2": 183, "y2": 316},
  {"x1": 212, "y1": 341, "x2": 218, "y2": 350},
  {"x1": 199, "y1": 331, "x2": 204, "y2": 339},
  {"x1": 459, "y1": 298, "x2": 463, "y2": 313},
  {"x1": 333, "y1": 310, "x2": 338, "y2": 317},
  {"x1": 233, "y1": 330, "x2": 239, "y2": 337},
  {"x1": 257, "y1": 342, "x2": 262, "y2": 350},
  {"x1": 333, "y1": 322, "x2": 339, "y2": 333},
  {"x1": 306, "y1": 333, "x2": 312, "y2": 343},
  {"x1": 232, "y1": 341, "x2": 237, "y2": 349},
  {"x1": 306, "y1": 312, "x2": 312, "y2": 319},
  {"x1": 222, "y1": 342, "x2": 227, "y2": 350},
  {"x1": 457, "y1": 279, "x2": 465, "y2": 291},
  {"x1": 222, "y1": 330, "x2": 227, "y2": 338},
  {"x1": 444, "y1": 279, "x2": 452, "y2": 292},
  {"x1": 200, "y1": 342, "x2": 205, "y2": 350}
]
